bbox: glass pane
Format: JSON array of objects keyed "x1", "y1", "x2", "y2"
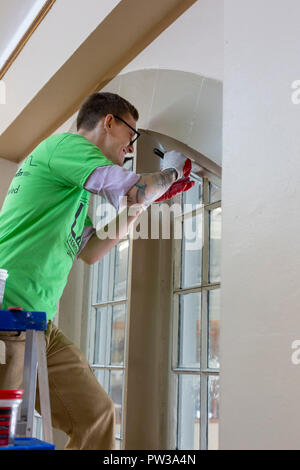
[
  {"x1": 113, "y1": 239, "x2": 129, "y2": 300},
  {"x1": 109, "y1": 370, "x2": 123, "y2": 436},
  {"x1": 93, "y1": 306, "x2": 109, "y2": 365},
  {"x1": 96, "y1": 240, "x2": 129, "y2": 303},
  {"x1": 177, "y1": 374, "x2": 200, "y2": 450},
  {"x1": 182, "y1": 178, "x2": 202, "y2": 213},
  {"x1": 96, "y1": 248, "x2": 114, "y2": 303},
  {"x1": 93, "y1": 369, "x2": 107, "y2": 391},
  {"x1": 208, "y1": 289, "x2": 221, "y2": 369},
  {"x1": 110, "y1": 304, "x2": 126, "y2": 365},
  {"x1": 181, "y1": 212, "x2": 203, "y2": 288},
  {"x1": 209, "y1": 182, "x2": 221, "y2": 203},
  {"x1": 208, "y1": 375, "x2": 220, "y2": 450},
  {"x1": 209, "y1": 207, "x2": 222, "y2": 283},
  {"x1": 178, "y1": 293, "x2": 201, "y2": 368}
]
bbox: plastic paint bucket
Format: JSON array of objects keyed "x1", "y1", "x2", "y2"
[
  {"x1": 0, "y1": 269, "x2": 8, "y2": 310},
  {"x1": 0, "y1": 390, "x2": 23, "y2": 446}
]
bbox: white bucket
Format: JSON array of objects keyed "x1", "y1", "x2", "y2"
[{"x1": 0, "y1": 390, "x2": 23, "y2": 446}]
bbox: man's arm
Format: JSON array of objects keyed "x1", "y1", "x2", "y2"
[
  {"x1": 125, "y1": 168, "x2": 178, "y2": 208},
  {"x1": 125, "y1": 150, "x2": 192, "y2": 208},
  {"x1": 84, "y1": 150, "x2": 188, "y2": 212},
  {"x1": 79, "y1": 205, "x2": 144, "y2": 265},
  {"x1": 79, "y1": 168, "x2": 177, "y2": 265},
  {"x1": 80, "y1": 147, "x2": 192, "y2": 265}
]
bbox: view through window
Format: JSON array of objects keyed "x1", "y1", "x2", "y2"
[{"x1": 173, "y1": 176, "x2": 221, "y2": 450}]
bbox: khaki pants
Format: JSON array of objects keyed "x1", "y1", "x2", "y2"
[{"x1": 0, "y1": 321, "x2": 116, "y2": 450}]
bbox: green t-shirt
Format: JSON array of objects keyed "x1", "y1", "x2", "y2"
[{"x1": 0, "y1": 132, "x2": 114, "y2": 321}]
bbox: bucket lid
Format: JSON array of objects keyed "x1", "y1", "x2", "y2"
[{"x1": 0, "y1": 390, "x2": 23, "y2": 400}]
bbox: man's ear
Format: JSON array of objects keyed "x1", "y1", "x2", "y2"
[{"x1": 104, "y1": 114, "x2": 113, "y2": 129}]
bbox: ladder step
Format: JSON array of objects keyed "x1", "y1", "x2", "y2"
[
  {"x1": 0, "y1": 310, "x2": 47, "y2": 331},
  {"x1": 0, "y1": 437, "x2": 55, "y2": 450}
]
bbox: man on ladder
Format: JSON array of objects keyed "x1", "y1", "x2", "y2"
[{"x1": 0, "y1": 92, "x2": 194, "y2": 450}]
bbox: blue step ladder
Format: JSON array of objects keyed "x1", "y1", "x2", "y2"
[{"x1": 0, "y1": 308, "x2": 55, "y2": 450}]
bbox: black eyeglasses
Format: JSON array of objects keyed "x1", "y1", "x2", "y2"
[{"x1": 113, "y1": 114, "x2": 140, "y2": 146}]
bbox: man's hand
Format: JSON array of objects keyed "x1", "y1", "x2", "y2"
[
  {"x1": 154, "y1": 177, "x2": 195, "y2": 202},
  {"x1": 155, "y1": 155, "x2": 195, "y2": 202},
  {"x1": 160, "y1": 150, "x2": 191, "y2": 180}
]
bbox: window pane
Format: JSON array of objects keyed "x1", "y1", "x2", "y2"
[
  {"x1": 96, "y1": 240, "x2": 129, "y2": 303},
  {"x1": 93, "y1": 368, "x2": 106, "y2": 388},
  {"x1": 97, "y1": 249, "x2": 114, "y2": 303},
  {"x1": 110, "y1": 304, "x2": 126, "y2": 365},
  {"x1": 94, "y1": 191, "x2": 130, "y2": 303},
  {"x1": 182, "y1": 179, "x2": 202, "y2": 213},
  {"x1": 177, "y1": 374, "x2": 200, "y2": 450},
  {"x1": 113, "y1": 239, "x2": 129, "y2": 300},
  {"x1": 209, "y1": 182, "x2": 221, "y2": 203},
  {"x1": 178, "y1": 293, "x2": 201, "y2": 368},
  {"x1": 180, "y1": 213, "x2": 203, "y2": 288},
  {"x1": 209, "y1": 207, "x2": 222, "y2": 283},
  {"x1": 93, "y1": 306, "x2": 109, "y2": 365},
  {"x1": 208, "y1": 375, "x2": 220, "y2": 450},
  {"x1": 208, "y1": 289, "x2": 221, "y2": 369},
  {"x1": 109, "y1": 370, "x2": 123, "y2": 436}
]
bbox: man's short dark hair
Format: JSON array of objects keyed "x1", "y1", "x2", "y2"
[{"x1": 76, "y1": 92, "x2": 139, "y2": 131}]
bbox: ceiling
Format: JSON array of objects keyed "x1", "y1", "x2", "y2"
[{"x1": 0, "y1": 0, "x2": 45, "y2": 69}]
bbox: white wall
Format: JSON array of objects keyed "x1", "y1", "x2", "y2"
[
  {"x1": 220, "y1": 0, "x2": 300, "y2": 450},
  {"x1": 120, "y1": 0, "x2": 223, "y2": 81}
]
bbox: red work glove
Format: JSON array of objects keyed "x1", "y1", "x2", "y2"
[
  {"x1": 155, "y1": 177, "x2": 195, "y2": 202},
  {"x1": 155, "y1": 158, "x2": 195, "y2": 202}
]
